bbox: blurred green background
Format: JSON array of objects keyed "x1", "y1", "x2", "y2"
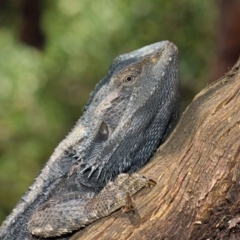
[{"x1": 0, "y1": 0, "x2": 217, "y2": 224}]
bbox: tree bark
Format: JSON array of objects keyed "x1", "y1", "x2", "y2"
[{"x1": 70, "y1": 60, "x2": 240, "y2": 240}]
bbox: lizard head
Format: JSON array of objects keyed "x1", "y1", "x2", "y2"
[
  {"x1": 68, "y1": 41, "x2": 180, "y2": 188},
  {"x1": 2, "y1": 41, "x2": 180, "y2": 240}
]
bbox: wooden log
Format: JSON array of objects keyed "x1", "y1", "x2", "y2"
[{"x1": 71, "y1": 60, "x2": 240, "y2": 240}]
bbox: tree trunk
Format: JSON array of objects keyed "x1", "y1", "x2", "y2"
[{"x1": 70, "y1": 60, "x2": 240, "y2": 240}]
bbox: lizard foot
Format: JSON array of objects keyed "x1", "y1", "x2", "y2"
[{"x1": 28, "y1": 173, "x2": 154, "y2": 238}]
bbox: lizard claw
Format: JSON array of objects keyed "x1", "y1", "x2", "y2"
[
  {"x1": 148, "y1": 179, "x2": 157, "y2": 187},
  {"x1": 121, "y1": 192, "x2": 135, "y2": 213}
]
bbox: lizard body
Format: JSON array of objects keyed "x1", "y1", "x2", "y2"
[{"x1": 0, "y1": 41, "x2": 180, "y2": 239}]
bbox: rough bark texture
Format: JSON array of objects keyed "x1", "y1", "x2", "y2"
[{"x1": 70, "y1": 60, "x2": 240, "y2": 240}]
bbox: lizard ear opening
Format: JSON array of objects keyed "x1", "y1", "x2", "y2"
[{"x1": 96, "y1": 122, "x2": 109, "y2": 142}]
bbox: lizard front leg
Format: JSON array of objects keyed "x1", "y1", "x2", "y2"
[{"x1": 27, "y1": 173, "x2": 154, "y2": 238}]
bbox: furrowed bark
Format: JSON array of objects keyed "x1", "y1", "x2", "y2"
[{"x1": 71, "y1": 59, "x2": 240, "y2": 240}]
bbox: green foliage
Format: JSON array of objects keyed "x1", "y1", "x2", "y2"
[{"x1": 0, "y1": 0, "x2": 216, "y2": 223}]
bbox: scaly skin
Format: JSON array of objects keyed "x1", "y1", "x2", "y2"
[
  {"x1": 27, "y1": 173, "x2": 151, "y2": 238},
  {"x1": 0, "y1": 41, "x2": 180, "y2": 240}
]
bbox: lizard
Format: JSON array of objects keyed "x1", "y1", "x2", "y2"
[{"x1": 0, "y1": 40, "x2": 180, "y2": 240}]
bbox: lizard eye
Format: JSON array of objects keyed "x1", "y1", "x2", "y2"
[
  {"x1": 125, "y1": 76, "x2": 134, "y2": 82},
  {"x1": 122, "y1": 75, "x2": 137, "y2": 87}
]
